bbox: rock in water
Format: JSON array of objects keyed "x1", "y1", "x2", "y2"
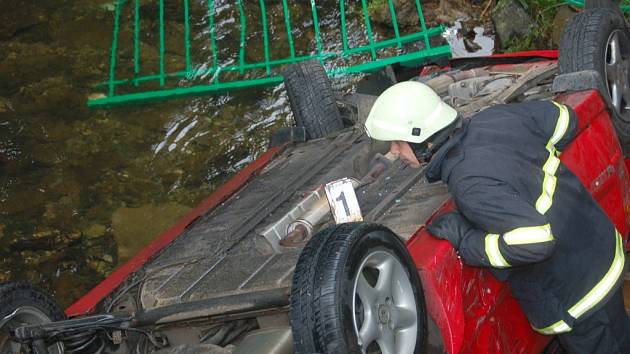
[
  {"x1": 112, "y1": 203, "x2": 191, "y2": 263},
  {"x1": 0, "y1": 97, "x2": 13, "y2": 113},
  {"x1": 492, "y1": 0, "x2": 534, "y2": 44},
  {"x1": 370, "y1": 0, "x2": 446, "y2": 29},
  {"x1": 82, "y1": 224, "x2": 107, "y2": 239},
  {"x1": 437, "y1": 0, "x2": 472, "y2": 24}
]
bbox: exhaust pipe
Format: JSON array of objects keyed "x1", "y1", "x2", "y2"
[{"x1": 278, "y1": 151, "x2": 398, "y2": 247}]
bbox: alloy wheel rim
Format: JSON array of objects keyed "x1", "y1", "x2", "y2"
[
  {"x1": 352, "y1": 250, "x2": 418, "y2": 354},
  {"x1": 604, "y1": 29, "x2": 630, "y2": 121},
  {"x1": 0, "y1": 306, "x2": 63, "y2": 354}
]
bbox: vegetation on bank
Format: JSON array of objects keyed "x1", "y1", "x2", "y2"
[
  {"x1": 502, "y1": 0, "x2": 567, "y2": 51},
  {"x1": 368, "y1": 0, "x2": 628, "y2": 52}
]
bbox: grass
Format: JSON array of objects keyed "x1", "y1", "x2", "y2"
[
  {"x1": 502, "y1": 0, "x2": 567, "y2": 52},
  {"x1": 368, "y1": 0, "x2": 389, "y2": 13}
]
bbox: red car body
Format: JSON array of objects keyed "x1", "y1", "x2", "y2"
[
  {"x1": 410, "y1": 88, "x2": 630, "y2": 353},
  {"x1": 67, "y1": 51, "x2": 630, "y2": 353}
]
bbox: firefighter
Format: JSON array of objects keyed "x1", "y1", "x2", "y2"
[{"x1": 364, "y1": 81, "x2": 630, "y2": 353}]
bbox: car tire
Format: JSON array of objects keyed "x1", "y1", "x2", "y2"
[
  {"x1": 558, "y1": 9, "x2": 630, "y2": 147},
  {"x1": 290, "y1": 223, "x2": 427, "y2": 354},
  {"x1": 0, "y1": 282, "x2": 65, "y2": 353},
  {"x1": 283, "y1": 60, "x2": 344, "y2": 140},
  {"x1": 585, "y1": 0, "x2": 624, "y2": 18}
]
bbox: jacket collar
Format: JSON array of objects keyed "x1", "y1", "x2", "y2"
[{"x1": 425, "y1": 119, "x2": 468, "y2": 183}]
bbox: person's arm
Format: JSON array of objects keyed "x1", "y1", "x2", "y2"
[
  {"x1": 429, "y1": 178, "x2": 556, "y2": 268},
  {"x1": 508, "y1": 100, "x2": 578, "y2": 152}
]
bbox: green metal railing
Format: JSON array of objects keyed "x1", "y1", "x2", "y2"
[{"x1": 88, "y1": 0, "x2": 451, "y2": 108}]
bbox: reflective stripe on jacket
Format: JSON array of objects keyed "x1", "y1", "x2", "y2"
[{"x1": 426, "y1": 100, "x2": 624, "y2": 333}]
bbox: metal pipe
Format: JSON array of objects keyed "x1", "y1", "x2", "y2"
[
  {"x1": 280, "y1": 151, "x2": 398, "y2": 247},
  {"x1": 133, "y1": 288, "x2": 289, "y2": 326},
  {"x1": 424, "y1": 67, "x2": 490, "y2": 95}
]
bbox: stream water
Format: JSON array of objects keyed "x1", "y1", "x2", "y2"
[{"x1": 0, "y1": 0, "x2": 452, "y2": 307}]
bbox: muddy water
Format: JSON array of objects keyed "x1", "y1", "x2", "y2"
[{"x1": 0, "y1": 0, "x2": 442, "y2": 306}]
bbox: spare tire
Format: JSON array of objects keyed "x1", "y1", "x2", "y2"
[
  {"x1": 283, "y1": 60, "x2": 344, "y2": 139},
  {"x1": 559, "y1": 9, "x2": 630, "y2": 146},
  {"x1": 290, "y1": 223, "x2": 427, "y2": 354},
  {"x1": 0, "y1": 282, "x2": 65, "y2": 353}
]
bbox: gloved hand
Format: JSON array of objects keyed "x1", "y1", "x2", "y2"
[{"x1": 426, "y1": 211, "x2": 473, "y2": 250}]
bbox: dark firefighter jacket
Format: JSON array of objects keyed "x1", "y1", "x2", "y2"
[{"x1": 425, "y1": 100, "x2": 625, "y2": 334}]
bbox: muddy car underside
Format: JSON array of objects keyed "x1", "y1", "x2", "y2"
[
  {"x1": 69, "y1": 59, "x2": 561, "y2": 354},
  {"x1": 5, "y1": 5, "x2": 630, "y2": 353}
]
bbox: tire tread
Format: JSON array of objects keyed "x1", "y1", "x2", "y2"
[
  {"x1": 558, "y1": 9, "x2": 630, "y2": 147},
  {"x1": 283, "y1": 60, "x2": 344, "y2": 139},
  {"x1": 290, "y1": 223, "x2": 427, "y2": 354},
  {"x1": 0, "y1": 281, "x2": 65, "y2": 321}
]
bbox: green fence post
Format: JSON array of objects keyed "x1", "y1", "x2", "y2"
[
  {"x1": 159, "y1": 0, "x2": 165, "y2": 86},
  {"x1": 414, "y1": 0, "x2": 431, "y2": 49},
  {"x1": 207, "y1": 0, "x2": 218, "y2": 82},
  {"x1": 387, "y1": 0, "x2": 402, "y2": 49},
  {"x1": 281, "y1": 0, "x2": 296, "y2": 60},
  {"x1": 184, "y1": 0, "x2": 191, "y2": 75},
  {"x1": 134, "y1": 0, "x2": 140, "y2": 86},
  {"x1": 259, "y1": 0, "x2": 271, "y2": 74},
  {"x1": 89, "y1": 0, "x2": 453, "y2": 108},
  {"x1": 310, "y1": 0, "x2": 324, "y2": 62},
  {"x1": 339, "y1": 1, "x2": 349, "y2": 55},
  {"x1": 237, "y1": 0, "x2": 246, "y2": 75},
  {"x1": 108, "y1": 0, "x2": 123, "y2": 96},
  {"x1": 360, "y1": 0, "x2": 377, "y2": 60}
]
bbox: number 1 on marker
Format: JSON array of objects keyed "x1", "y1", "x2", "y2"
[{"x1": 325, "y1": 178, "x2": 363, "y2": 224}]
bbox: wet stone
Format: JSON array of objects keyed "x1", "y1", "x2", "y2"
[
  {"x1": 83, "y1": 224, "x2": 107, "y2": 239},
  {"x1": 492, "y1": 0, "x2": 533, "y2": 44},
  {"x1": 62, "y1": 230, "x2": 82, "y2": 242},
  {"x1": 0, "y1": 189, "x2": 46, "y2": 214},
  {"x1": 102, "y1": 254, "x2": 114, "y2": 264},
  {"x1": 369, "y1": 0, "x2": 427, "y2": 29},
  {"x1": 87, "y1": 258, "x2": 115, "y2": 277},
  {"x1": 41, "y1": 169, "x2": 82, "y2": 198},
  {"x1": 0, "y1": 42, "x2": 71, "y2": 96},
  {"x1": 436, "y1": 0, "x2": 473, "y2": 24},
  {"x1": 32, "y1": 228, "x2": 59, "y2": 240},
  {"x1": 0, "y1": 1, "x2": 47, "y2": 41},
  {"x1": 41, "y1": 196, "x2": 81, "y2": 230},
  {"x1": 0, "y1": 97, "x2": 13, "y2": 113},
  {"x1": 31, "y1": 143, "x2": 61, "y2": 165},
  {"x1": 69, "y1": 45, "x2": 108, "y2": 83},
  {"x1": 16, "y1": 76, "x2": 88, "y2": 120},
  {"x1": 49, "y1": 15, "x2": 113, "y2": 51},
  {"x1": 20, "y1": 249, "x2": 64, "y2": 267}
]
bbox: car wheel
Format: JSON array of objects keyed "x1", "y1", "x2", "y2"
[
  {"x1": 559, "y1": 9, "x2": 630, "y2": 146},
  {"x1": 290, "y1": 223, "x2": 427, "y2": 354},
  {"x1": 0, "y1": 282, "x2": 65, "y2": 353},
  {"x1": 283, "y1": 60, "x2": 344, "y2": 139},
  {"x1": 585, "y1": 0, "x2": 624, "y2": 18}
]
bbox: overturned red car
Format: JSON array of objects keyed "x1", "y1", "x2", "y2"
[{"x1": 2, "y1": 6, "x2": 630, "y2": 354}]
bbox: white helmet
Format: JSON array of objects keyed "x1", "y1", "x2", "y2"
[{"x1": 364, "y1": 81, "x2": 458, "y2": 143}]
